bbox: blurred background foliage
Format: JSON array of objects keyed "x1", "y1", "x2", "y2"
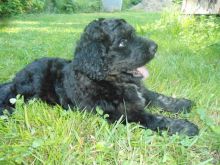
[{"x1": 0, "y1": 0, "x2": 143, "y2": 16}]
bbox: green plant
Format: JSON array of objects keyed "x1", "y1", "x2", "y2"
[
  {"x1": 123, "y1": 0, "x2": 141, "y2": 10},
  {"x1": 0, "y1": 0, "x2": 23, "y2": 16},
  {"x1": 31, "y1": 0, "x2": 45, "y2": 12},
  {"x1": 138, "y1": 10, "x2": 220, "y2": 57},
  {"x1": 0, "y1": 0, "x2": 142, "y2": 15},
  {"x1": 0, "y1": 0, "x2": 45, "y2": 16},
  {"x1": 130, "y1": 0, "x2": 141, "y2": 5},
  {"x1": 0, "y1": 12, "x2": 219, "y2": 164},
  {"x1": 43, "y1": 0, "x2": 101, "y2": 13},
  {"x1": 172, "y1": 0, "x2": 183, "y2": 4},
  {"x1": 74, "y1": 0, "x2": 101, "y2": 13}
]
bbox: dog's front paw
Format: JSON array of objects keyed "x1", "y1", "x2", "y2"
[
  {"x1": 168, "y1": 119, "x2": 199, "y2": 136},
  {"x1": 170, "y1": 99, "x2": 195, "y2": 113}
]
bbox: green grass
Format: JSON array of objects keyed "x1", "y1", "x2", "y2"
[{"x1": 0, "y1": 12, "x2": 220, "y2": 164}]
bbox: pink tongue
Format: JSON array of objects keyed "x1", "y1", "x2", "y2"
[{"x1": 137, "y1": 66, "x2": 149, "y2": 79}]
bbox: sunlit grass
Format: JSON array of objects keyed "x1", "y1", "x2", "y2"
[
  {"x1": 1, "y1": 27, "x2": 82, "y2": 33},
  {"x1": 12, "y1": 21, "x2": 40, "y2": 25},
  {"x1": 0, "y1": 12, "x2": 219, "y2": 164}
]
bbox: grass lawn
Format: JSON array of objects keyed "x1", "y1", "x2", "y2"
[{"x1": 0, "y1": 12, "x2": 219, "y2": 164}]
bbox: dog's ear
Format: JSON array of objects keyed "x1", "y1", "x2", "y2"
[
  {"x1": 73, "y1": 42, "x2": 109, "y2": 80},
  {"x1": 84, "y1": 18, "x2": 108, "y2": 41},
  {"x1": 72, "y1": 19, "x2": 110, "y2": 80}
]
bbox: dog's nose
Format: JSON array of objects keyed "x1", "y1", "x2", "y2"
[{"x1": 149, "y1": 43, "x2": 158, "y2": 55}]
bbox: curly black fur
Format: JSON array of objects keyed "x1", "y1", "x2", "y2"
[{"x1": 0, "y1": 18, "x2": 199, "y2": 136}]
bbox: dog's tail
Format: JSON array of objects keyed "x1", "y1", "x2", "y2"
[{"x1": 0, "y1": 82, "x2": 16, "y2": 115}]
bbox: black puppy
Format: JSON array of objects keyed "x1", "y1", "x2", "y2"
[{"x1": 0, "y1": 18, "x2": 199, "y2": 136}]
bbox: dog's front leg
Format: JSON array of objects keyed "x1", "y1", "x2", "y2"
[
  {"x1": 142, "y1": 89, "x2": 194, "y2": 113},
  {"x1": 98, "y1": 100, "x2": 198, "y2": 136},
  {"x1": 121, "y1": 107, "x2": 199, "y2": 136}
]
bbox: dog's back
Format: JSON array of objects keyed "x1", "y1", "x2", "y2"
[{"x1": 0, "y1": 57, "x2": 71, "y2": 115}]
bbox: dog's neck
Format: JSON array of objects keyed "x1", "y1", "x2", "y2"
[{"x1": 105, "y1": 73, "x2": 142, "y2": 85}]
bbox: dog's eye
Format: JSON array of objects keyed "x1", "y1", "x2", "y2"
[{"x1": 119, "y1": 39, "x2": 128, "y2": 48}]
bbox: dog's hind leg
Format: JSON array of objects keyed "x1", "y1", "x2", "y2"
[{"x1": 0, "y1": 82, "x2": 17, "y2": 115}]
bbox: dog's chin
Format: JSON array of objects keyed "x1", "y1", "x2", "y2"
[{"x1": 125, "y1": 66, "x2": 149, "y2": 80}]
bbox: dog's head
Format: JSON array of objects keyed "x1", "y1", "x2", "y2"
[{"x1": 73, "y1": 18, "x2": 157, "y2": 80}]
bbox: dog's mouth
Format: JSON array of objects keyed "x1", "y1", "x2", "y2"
[{"x1": 126, "y1": 66, "x2": 149, "y2": 79}]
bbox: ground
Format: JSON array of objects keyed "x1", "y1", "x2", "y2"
[{"x1": 0, "y1": 12, "x2": 219, "y2": 164}]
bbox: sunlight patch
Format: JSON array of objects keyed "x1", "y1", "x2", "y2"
[
  {"x1": 1, "y1": 27, "x2": 82, "y2": 33},
  {"x1": 13, "y1": 21, "x2": 40, "y2": 25}
]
